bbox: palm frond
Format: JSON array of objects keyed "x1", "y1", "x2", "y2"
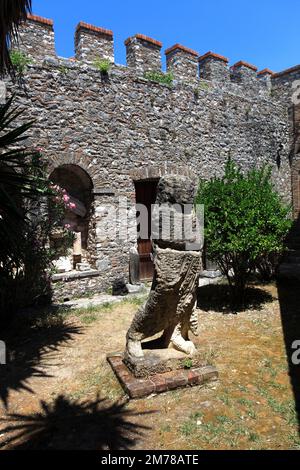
[
  {"x1": 0, "y1": 95, "x2": 51, "y2": 266},
  {"x1": 0, "y1": 0, "x2": 32, "y2": 77}
]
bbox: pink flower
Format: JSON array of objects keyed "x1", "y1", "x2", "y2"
[
  {"x1": 63, "y1": 194, "x2": 70, "y2": 203},
  {"x1": 69, "y1": 203, "x2": 76, "y2": 209}
]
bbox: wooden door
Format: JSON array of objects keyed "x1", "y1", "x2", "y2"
[{"x1": 135, "y1": 180, "x2": 158, "y2": 280}]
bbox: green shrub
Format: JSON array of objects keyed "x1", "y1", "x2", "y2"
[
  {"x1": 144, "y1": 71, "x2": 174, "y2": 86},
  {"x1": 10, "y1": 50, "x2": 32, "y2": 74},
  {"x1": 196, "y1": 159, "x2": 292, "y2": 306},
  {"x1": 94, "y1": 58, "x2": 111, "y2": 74}
]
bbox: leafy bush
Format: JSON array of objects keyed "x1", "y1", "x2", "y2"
[
  {"x1": 143, "y1": 71, "x2": 174, "y2": 86},
  {"x1": 10, "y1": 50, "x2": 32, "y2": 74},
  {"x1": 196, "y1": 159, "x2": 292, "y2": 305},
  {"x1": 93, "y1": 58, "x2": 111, "y2": 75}
]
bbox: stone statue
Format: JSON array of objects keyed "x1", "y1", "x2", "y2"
[{"x1": 125, "y1": 175, "x2": 202, "y2": 363}]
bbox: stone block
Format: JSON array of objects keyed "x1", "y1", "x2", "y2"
[{"x1": 123, "y1": 348, "x2": 205, "y2": 378}]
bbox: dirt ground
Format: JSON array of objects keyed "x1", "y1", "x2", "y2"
[{"x1": 0, "y1": 282, "x2": 300, "y2": 450}]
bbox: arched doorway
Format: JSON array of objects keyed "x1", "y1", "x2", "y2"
[{"x1": 49, "y1": 164, "x2": 93, "y2": 272}]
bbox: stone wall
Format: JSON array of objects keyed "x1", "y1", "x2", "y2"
[
  {"x1": 51, "y1": 271, "x2": 104, "y2": 302},
  {"x1": 4, "y1": 14, "x2": 299, "y2": 299}
]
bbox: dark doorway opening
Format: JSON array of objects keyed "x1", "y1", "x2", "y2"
[{"x1": 135, "y1": 180, "x2": 158, "y2": 281}]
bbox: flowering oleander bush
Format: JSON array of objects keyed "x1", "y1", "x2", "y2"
[
  {"x1": 0, "y1": 96, "x2": 74, "y2": 323},
  {"x1": 48, "y1": 183, "x2": 76, "y2": 256}
]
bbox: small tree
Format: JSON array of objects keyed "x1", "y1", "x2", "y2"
[{"x1": 196, "y1": 159, "x2": 292, "y2": 305}]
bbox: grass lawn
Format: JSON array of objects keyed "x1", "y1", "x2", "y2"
[{"x1": 0, "y1": 282, "x2": 299, "y2": 450}]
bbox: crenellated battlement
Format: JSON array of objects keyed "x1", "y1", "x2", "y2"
[
  {"x1": 5, "y1": 14, "x2": 299, "y2": 299},
  {"x1": 16, "y1": 14, "x2": 56, "y2": 61},
  {"x1": 75, "y1": 22, "x2": 114, "y2": 64},
  {"x1": 125, "y1": 34, "x2": 163, "y2": 74},
  {"x1": 13, "y1": 14, "x2": 300, "y2": 98}
]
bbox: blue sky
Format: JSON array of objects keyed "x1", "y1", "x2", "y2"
[{"x1": 32, "y1": 0, "x2": 299, "y2": 72}]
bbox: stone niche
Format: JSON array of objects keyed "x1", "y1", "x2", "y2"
[{"x1": 49, "y1": 164, "x2": 94, "y2": 273}]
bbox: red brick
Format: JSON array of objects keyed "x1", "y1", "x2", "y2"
[
  {"x1": 165, "y1": 44, "x2": 198, "y2": 57},
  {"x1": 232, "y1": 61, "x2": 258, "y2": 72},
  {"x1": 198, "y1": 51, "x2": 229, "y2": 63},
  {"x1": 107, "y1": 355, "x2": 123, "y2": 368},
  {"x1": 151, "y1": 375, "x2": 167, "y2": 393},
  {"x1": 125, "y1": 34, "x2": 162, "y2": 48},
  {"x1": 273, "y1": 64, "x2": 300, "y2": 78},
  {"x1": 126, "y1": 380, "x2": 155, "y2": 399},
  {"x1": 76, "y1": 22, "x2": 113, "y2": 37},
  {"x1": 257, "y1": 68, "x2": 274, "y2": 77},
  {"x1": 201, "y1": 366, "x2": 219, "y2": 382},
  {"x1": 164, "y1": 371, "x2": 187, "y2": 390},
  {"x1": 27, "y1": 14, "x2": 53, "y2": 27},
  {"x1": 188, "y1": 370, "x2": 202, "y2": 385}
]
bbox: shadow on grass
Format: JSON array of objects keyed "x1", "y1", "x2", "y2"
[
  {"x1": 0, "y1": 395, "x2": 152, "y2": 450},
  {"x1": 197, "y1": 283, "x2": 274, "y2": 314},
  {"x1": 277, "y1": 279, "x2": 300, "y2": 434},
  {"x1": 0, "y1": 307, "x2": 81, "y2": 409}
]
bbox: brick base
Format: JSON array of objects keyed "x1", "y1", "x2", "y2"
[{"x1": 107, "y1": 354, "x2": 218, "y2": 399}]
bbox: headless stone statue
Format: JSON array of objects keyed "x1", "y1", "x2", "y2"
[{"x1": 125, "y1": 175, "x2": 202, "y2": 363}]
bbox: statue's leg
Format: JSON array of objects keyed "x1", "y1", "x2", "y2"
[
  {"x1": 171, "y1": 321, "x2": 197, "y2": 355},
  {"x1": 170, "y1": 252, "x2": 201, "y2": 355},
  {"x1": 125, "y1": 290, "x2": 173, "y2": 359},
  {"x1": 126, "y1": 300, "x2": 150, "y2": 359},
  {"x1": 126, "y1": 331, "x2": 144, "y2": 359},
  {"x1": 171, "y1": 294, "x2": 198, "y2": 355}
]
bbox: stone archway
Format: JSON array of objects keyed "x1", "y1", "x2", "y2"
[
  {"x1": 49, "y1": 164, "x2": 94, "y2": 272},
  {"x1": 130, "y1": 163, "x2": 196, "y2": 182}
]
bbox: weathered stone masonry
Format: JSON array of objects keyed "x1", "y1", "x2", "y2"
[{"x1": 3, "y1": 14, "x2": 300, "y2": 300}]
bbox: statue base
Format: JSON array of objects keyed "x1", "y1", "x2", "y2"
[
  {"x1": 107, "y1": 351, "x2": 218, "y2": 399},
  {"x1": 124, "y1": 347, "x2": 206, "y2": 378}
]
